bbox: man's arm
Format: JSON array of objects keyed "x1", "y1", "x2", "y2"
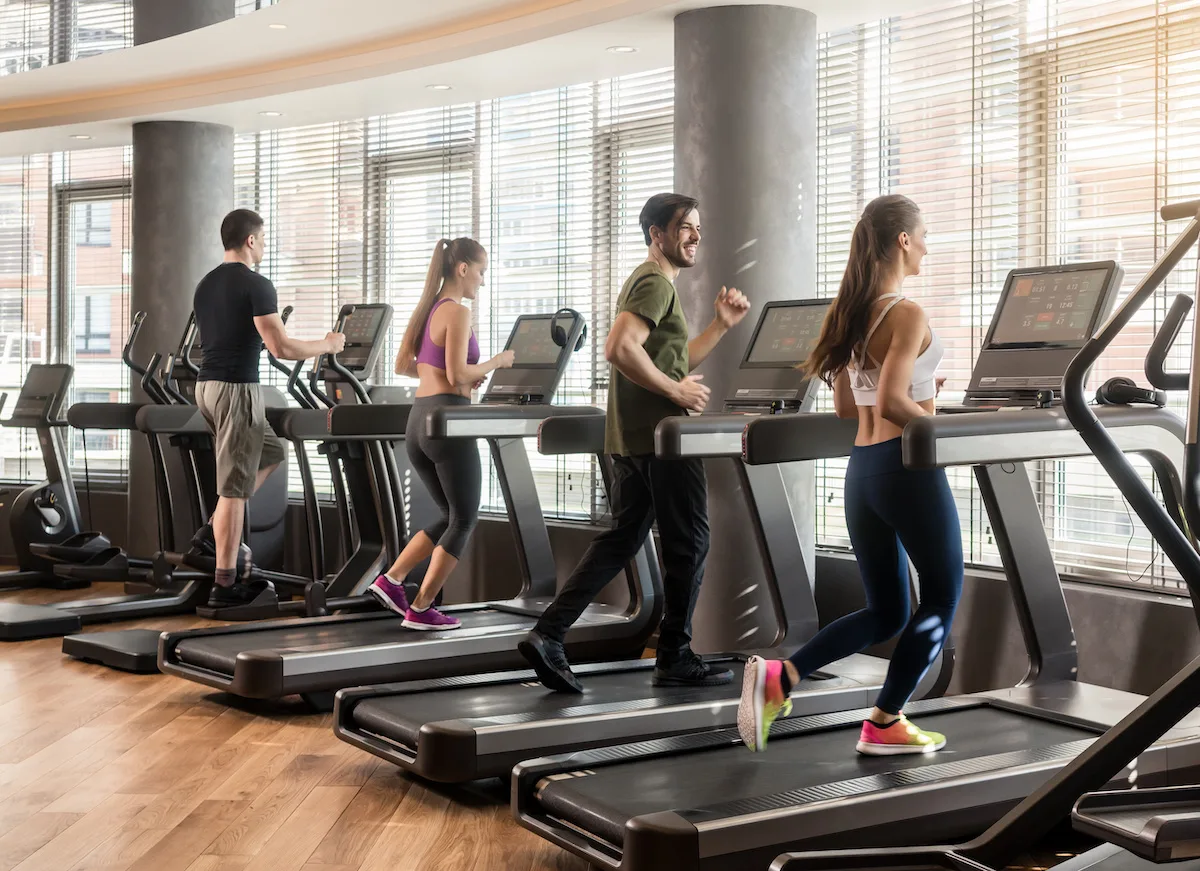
[
  {"x1": 605, "y1": 312, "x2": 682, "y2": 402},
  {"x1": 254, "y1": 313, "x2": 342, "y2": 361},
  {"x1": 687, "y1": 286, "x2": 751, "y2": 370},
  {"x1": 687, "y1": 321, "x2": 726, "y2": 371},
  {"x1": 606, "y1": 312, "x2": 710, "y2": 412}
]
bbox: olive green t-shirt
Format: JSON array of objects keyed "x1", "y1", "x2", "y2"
[{"x1": 605, "y1": 262, "x2": 690, "y2": 456}]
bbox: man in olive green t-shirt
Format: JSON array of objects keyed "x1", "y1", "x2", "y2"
[{"x1": 520, "y1": 193, "x2": 750, "y2": 693}]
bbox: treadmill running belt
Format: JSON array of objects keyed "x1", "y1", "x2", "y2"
[
  {"x1": 1053, "y1": 843, "x2": 1200, "y2": 871},
  {"x1": 350, "y1": 660, "x2": 747, "y2": 745},
  {"x1": 536, "y1": 708, "x2": 1092, "y2": 848},
  {"x1": 174, "y1": 609, "x2": 533, "y2": 675}
]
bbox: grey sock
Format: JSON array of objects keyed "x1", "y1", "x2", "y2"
[{"x1": 215, "y1": 567, "x2": 235, "y2": 588}]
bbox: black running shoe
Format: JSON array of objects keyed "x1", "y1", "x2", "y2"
[
  {"x1": 653, "y1": 650, "x2": 735, "y2": 687},
  {"x1": 518, "y1": 630, "x2": 583, "y2": 693},
  {"x1": 207, "y1": 579, "x2": 271, "y2": 609}
]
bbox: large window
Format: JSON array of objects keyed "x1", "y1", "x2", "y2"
[
  {"x1": 811, "y1": 0, "x2": 1200, "y2": 591},
  {"x1": 236, "y1": 72, "x2": 674, "y2": 519},
  {"x1": 1, "y1": 0, "x2": 275, "y2": 77},
  {"x1": 3, "y1": 0, "x2": 1198, "y2": 592}
]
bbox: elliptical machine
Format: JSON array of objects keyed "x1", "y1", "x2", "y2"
[{"x1": 0, "y1": 363, "x2": 104, "y2": 590}]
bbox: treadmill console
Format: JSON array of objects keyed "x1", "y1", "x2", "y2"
[
  {"x1": 726, "y1": 298, "x2": 832, "y2": 414},
  {"x1": 334, "y1": 304, "x2": 394, "y2": 373},
  {"x1": 2, "y1": 364, "x2": 73, "y2": 428},
  {"x1": 960, "y1": 261, "x2": 1122, "y2": 408},
  {"x1": 484, "y1": 312, "x2": 586, "y2": 404}
]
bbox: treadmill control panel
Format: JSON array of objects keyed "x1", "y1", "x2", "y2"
[
  {"x1": 726, "y1": 299, "x2": 832, "y2": 413},
  {"x1": 961, "y1": 261, "x2": 1122, "y2": 406},
  {"x1": 338, "y1": 304, "x2": 394, "y2": 372},
  {"x1": 990, "y1": 267, "x2": 1110, "y2": 347}
]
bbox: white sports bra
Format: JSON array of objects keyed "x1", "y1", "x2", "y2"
[{"x1": 847, "y1": 293, "x2": 943, "y2": 406}]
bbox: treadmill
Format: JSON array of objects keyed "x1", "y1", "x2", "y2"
[
  {"x1": 331, "y1": 298, "x2": 949, "y2": 784},
  {"x1": 513, "y1": 262, "x2": 1200, "y2": 871},
  {"x1": 156, "y1": 311, "x2": 661, "y2": 709},
  {"x1": 767, "y1": 200, "x2": 1200, "y2": 871}
]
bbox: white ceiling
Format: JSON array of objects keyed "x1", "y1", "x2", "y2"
[{"x1": 0, "y1": 0, "x2": 937, "y2": 157}]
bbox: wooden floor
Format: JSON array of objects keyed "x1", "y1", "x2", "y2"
[{"x1": 0, "y1": 583, "x2": 589, "y2": 871}]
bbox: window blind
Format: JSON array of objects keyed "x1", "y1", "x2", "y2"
[
  {"x1": 0, "y1": 146, "x2": 130, "y2": 486},
  {"x1": 0, "y1": 0, "x2": 274, "y2": 78},
  {"x1": 813, "y1": 0, "x2": 1199, "y2": 592}
]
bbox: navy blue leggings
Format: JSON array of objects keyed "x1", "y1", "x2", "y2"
[{"x1": 789, "y1": 437, "x2": 963, "y2": 714}]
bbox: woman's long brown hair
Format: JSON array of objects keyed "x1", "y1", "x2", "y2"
[
  {"x1": 397, "y1": 237, "x2": 487, "y2": 365},
  {"x1": 802, "y1": 195, "x2": 922, "y2": 385}
]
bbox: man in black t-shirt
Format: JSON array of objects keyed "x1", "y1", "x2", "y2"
[{"x1": 193, "y1": 209, "x2": 345, "y2": 607}]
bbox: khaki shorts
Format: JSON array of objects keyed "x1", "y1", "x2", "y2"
[{"x1": 195, "y1": 381, "x2": 287, "y2": 499}]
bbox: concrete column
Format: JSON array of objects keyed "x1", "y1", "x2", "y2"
[
  {"x1": 133, "y1": 0, "x2": 236, "y2": 45},
  {"x1": 128, "y1": 119, "x2": 233, "y2": 553},
  {"x1": 674, "y1": 6, "x2": 818, "y2": 653}
]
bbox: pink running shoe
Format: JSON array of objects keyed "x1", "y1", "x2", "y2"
[
  {"x1": 737, "y1": 656, "x2": 793, "y2": 752},
  {"x1": 857, "y1": 716, "x2": 947, "y2": 756},
  {"x1": 367, "y1": 575, "x2": 409, "y2": 616},
  {"x1": 402, "y1": 605, "x2": 462, "y2": 631}
]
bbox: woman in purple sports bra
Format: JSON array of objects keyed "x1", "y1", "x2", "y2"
[{"x1": 366, "y1": 238, "x2": 514, "y2": 630}]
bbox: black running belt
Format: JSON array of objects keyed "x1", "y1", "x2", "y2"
[
  {"x1": 350, "y1": 659, "x2": 748, "y2": 746},
  {"x1": 536, "y1": 708, "x2": 1093, "y2": 848},
  {"x1": 173, "y1": 608, "x2": 534, "y2": 674},
  {"x1": 1052, "y1": 844, "x2": 1186, "y2": 871}
]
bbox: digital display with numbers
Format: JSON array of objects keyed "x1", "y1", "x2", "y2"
[
  {"x1": 990, "y1": 268, "x2": 1110, "y2": 346},
  {"x1": 340, "y1": 306, "x2": 389, "y2": 368},
  {"x1": 746, "y1": 301, "x2": 830, "y2": 366},
  {"x1": 508, "y1": 316, "x2": 562, "y2": 366}
]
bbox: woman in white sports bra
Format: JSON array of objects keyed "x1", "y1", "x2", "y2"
[{"x1": 739, "y1": 194, "x2": 963, "y2": 757}]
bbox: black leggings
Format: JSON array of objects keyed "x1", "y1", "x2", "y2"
[
  {"x1": 406, "y1": 394, "x2": 481, "y2": 559},
  {"x1": 788, "y1": 438, "x2": 963, "y2": 714}
]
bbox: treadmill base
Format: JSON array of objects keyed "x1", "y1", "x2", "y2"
[
  {"x1": 62, "y1": 628, "x2": 161, "y2": 673},
  {"x1": 0, "y1": 603, "x2": 83, "y2": 639}
]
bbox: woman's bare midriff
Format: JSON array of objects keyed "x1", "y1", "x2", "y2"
[
  {"x1": 854, "y1": 398, "x2": 935, "y2": 446},
  {"x1": 415, "y1": 363, "x2": 470, "y2": 399}
]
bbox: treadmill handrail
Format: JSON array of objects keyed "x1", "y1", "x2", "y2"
[
  {"x1": 657, "y1": 412, "x2": 765, "y2": 458},
  {"x1": 326, "y1": 403, "x2": 415, "y2": 438},
  {"x1": 427, "y1": 403, "x2": 603, "y2": 439},
  {"x1": 538, "y1": 413, "x2": 606, "y2": 455}
]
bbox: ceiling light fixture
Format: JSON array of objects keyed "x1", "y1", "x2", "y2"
[
  {"x1": 426, "y1": 84, "x2": 453, "y2": 91},
  {"x1": 259, "y1": 111, "x2": 284, "y2": 117},
  {"x1": 268, "y1": 23, "x2": 288, "y2": 29},
  {"x1": 607, "y1": 45, "x2": 637, "y2": 54},
  {"x1": 69, "y1": 134, "x2": 92, "y2": 140}
]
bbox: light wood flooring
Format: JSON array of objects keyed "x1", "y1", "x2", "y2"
[{"x1": 0, "y1": 583, "x2": 589, "y2": 871}]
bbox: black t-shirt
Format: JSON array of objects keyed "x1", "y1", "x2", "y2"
[{"x1": 193, "y1": 262, "x2": 278, "y2": 383}]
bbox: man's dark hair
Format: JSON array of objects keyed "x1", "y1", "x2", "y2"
[
  {"x1": 220, "y1": 209, "x2": 264, "y2": 251},
  {"x1": 639, "y1": 193, "x2": 699, "y2": 246}
]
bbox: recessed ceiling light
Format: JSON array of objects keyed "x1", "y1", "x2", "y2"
[
  {"x1": 426, "y1": 84, "x2": 453, "y2": 91},
  {"x1": 69, "y1": 134, "x2": 92, "y2": 140},
  {"x1": 259, "y1": 111, "x2": 283, "y2": 117},
  {"x1": 607, "y1": 45, "x2": 638, "y2": 54},
  {"x1": 268, "y1": 23, "x2": 287, "y2": 30}
]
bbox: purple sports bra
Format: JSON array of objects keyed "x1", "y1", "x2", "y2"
[{"x1": 415, "y1": 298, "x2": 480, "y2": 370}]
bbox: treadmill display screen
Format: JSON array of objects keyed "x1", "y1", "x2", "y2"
[
  {"x1": 507, "y1": 316, "x2": 563, "y2": 367},
  {"x1": 990, "y1": 268, "x2": 1110, "y2": 346},
  {"x1": 340, "y1": 306, "x2": 389, "y2": 369},
  {"x1": 745, "y1": 302, "x2": 830, "y2": 366}
]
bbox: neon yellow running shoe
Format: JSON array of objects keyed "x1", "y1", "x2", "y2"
[
  {"x1": 856, "y1": 715, "x2": 947, "y2": 756},
  {"x1": 737, "y1": 656, "x2": 792, "y2": 752}
]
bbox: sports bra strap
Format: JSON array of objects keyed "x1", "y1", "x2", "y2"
[{"x1": 858, "y1": 293, "x2": 906, "y2": 367}]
